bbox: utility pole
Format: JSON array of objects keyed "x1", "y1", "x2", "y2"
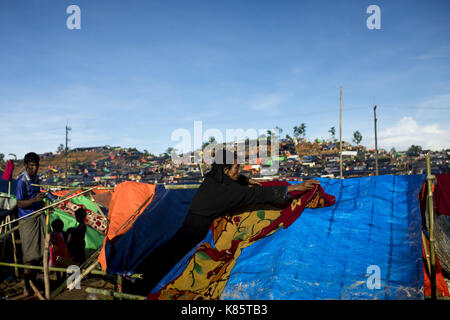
[
  {"x1": 65, "y1": 123, "x2": 71, "y2": 186},
  {"x1": 373, "y1": 105, "x2": 379, "y2": 176},
  {"x1": 339, "y1": 86, "x2": 343, "y2": 180}
]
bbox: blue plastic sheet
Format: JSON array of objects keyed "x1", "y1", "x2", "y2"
[{"x1": 221, "y1": 175, "x2": 425, "y2": 300}]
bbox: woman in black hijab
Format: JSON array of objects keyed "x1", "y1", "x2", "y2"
[{"x1": 134, "y1": 149, "x2": 319, "y2": 293}]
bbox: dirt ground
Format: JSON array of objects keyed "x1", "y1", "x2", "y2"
[{"x1": 0, "y1": 271, "x2": 117, "y2": 300}]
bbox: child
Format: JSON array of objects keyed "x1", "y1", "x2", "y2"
[
  {"x1": 49, "y1": 218, "x2": 71, "y2": 272},
  {"x1": 66, "y1": 208, "x2": 87, "y2": 265}
]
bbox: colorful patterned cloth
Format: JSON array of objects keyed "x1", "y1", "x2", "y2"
[
  {"x1": 149, "y1": 182, "x2": 335, "y2": 300},
  {"x1": 54, "y1": 195, "x2": 108, "y2": 235}
]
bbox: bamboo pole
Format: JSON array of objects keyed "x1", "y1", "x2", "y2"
[
  {"x1": 88, "y1": 192, "x2": 109, "y2": 225},
  {"x1": 29, "y1": 280, "x2": 46, "y2": 300},
  {"x1": 32, "y1": 184, "x2": 114, "y2": 190},
  {"x1": 79, "y1": 248, "x2": 100, "y2": 270},
  {"x1": 85, "y1": 287, "x2": 147, "y2": 300},
  {"x1": 339, "y1": 86, "x2": 343, "y2": 180},
  {"x1": 116, "y1": 275, "x2": 123, "y2": 300},
  {"x1": 9, "y1": 220, "x2": 19, "y2": 278},
  {"x1": 66, "y1": 260, "x2": 100, "y2": 291},
  {"x1": 0, "y1": 187, "x2": 97, "y2": 237},
  {"x1": 422, "y1": 231, "x2": 431, "y2": 275},
  {"x1": 0, "y1": 261, "x2": 142, "y2": 278},
  {"x1": 43, "y1": 205, "x2": 51, "y2": 299},
  {"x1": 373, "y1": 105, "x2": 379, "y2": 176},
  {"x1": 425, "y1": 153, "x2": 437, "y2": 300},
  {"x1": 164, "y1": 184, "x2": 200, "y2": 189},
  {"x1": 50, "y1": 260, "x2": 100, "y2": 299}
]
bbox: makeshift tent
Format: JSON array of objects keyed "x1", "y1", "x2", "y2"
[{"x1": 101, "y1": 175, "x2": 437, "y2": 300}]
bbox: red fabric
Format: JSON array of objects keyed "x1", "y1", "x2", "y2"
[
  {"x1": 434, "y1": 173, "x2": 450, "y2": 216},
  {"x1": 1, "y1": 160, "x2": 14, "y2": 181},
  {"x1": 49, "y1": 232, "x2": 71, "y2": 268},
  {"x1": 260, "y1": 180, "x2": 335, "y2": 227},
  {"x1": 418, "y1": 173, "x2": 450, "y2": 220},
  {"x1": 250, "y1": 181, "x2": 336, "y2": 241},
  {"x1": 422, "y1": 236, "x2": 450, "y2": 297}
]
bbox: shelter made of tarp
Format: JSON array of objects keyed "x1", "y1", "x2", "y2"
[{"x1": 101, "y1": 175, "x2": 428, "y2": 300}]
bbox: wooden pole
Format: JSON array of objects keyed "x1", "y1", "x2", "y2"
[
  {"x1": 374, "y1": 105, "x2": 379, "y2": 176},
  {"x1": 88, "y1": 192, "x2": 109, "y2": 225},
  {"x1": 66, "y1": 260, "x2": 100, "y2": 291},
  {"x1": 29, "y1": 280, "x2": 46, "y2": 300},
  {"x1": 116, "y1": 275, "x2": 123, "y2": 300},
  {"x1": 425, "y1": 153, "x2": 437, "y2": 300},
  {"x1": 43, "y1": 203, "x2": 51, "y2": 300},
  {"x1": 422, "y1": 231, "x2": 431, "y2": 275},
  {"x1": 85, "y1": 287, "x2": 147, "y2": 300},
  {"x1": 339, "y1": 86, "x2": 343, "y2": 180},
  {"x1": 50, "y1": 259, "x2": 100, "y2": 299},
  {"x1": 0, "y1": 261, "x2": 142, "y2": 278},
  {"x1": 8, "y1": 218, "x2": 19, "y2": 278}
]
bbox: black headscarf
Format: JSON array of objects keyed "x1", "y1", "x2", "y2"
[{"x1": 205, "y1": 149, "x2": 237, "y2": 183}]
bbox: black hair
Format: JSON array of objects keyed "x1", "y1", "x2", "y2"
[
  {"x1": 206, "y1": 148, "x2": 238, "y2": 183},
  {"x1": 51, "y1": 218, "x2": 64, "y2": 232},
  {"x1": 24, "y1": 152, "x2": 40, "y2": 164}
]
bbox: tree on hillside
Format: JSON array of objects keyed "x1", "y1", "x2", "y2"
[
  {"x1": 328, "y1": 126, "x2": 336, "y2": 141},
  {"x1": 352, "y1": 131, "x2": 362, "y2": 145},
  {"x1": 407, "y1": 145, "x2": 422, "y2": 155},
  {"x1": 275, "y1": 126, "x2": 283, "y2": 138},
  {"x1": 0, "y1": 153, "x2": 4, "y2": 166},
  {"x1": 293, "y1": 123, "x2": 306, "y2": 143},
  {"x1": 57, "y1": 144, "x2": 64, "y2": 154},
  {"x1": 285, "y1": 134, "x2": 294, "y2": 143},
  {"x1": 202, "y1": 136, "x2": 217, "y2": 150}
]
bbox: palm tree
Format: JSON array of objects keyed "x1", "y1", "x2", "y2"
[
  {"x1": 352, "y1": 131, "x2": 362, "y2": 145},
  {"x1": 328, "y1": 127, "x2": 336, "y2": 142},
  {"x1": 293, "y1": 123, "x2": 306, "y2": 143}
]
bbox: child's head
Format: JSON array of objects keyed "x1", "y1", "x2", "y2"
[
  {"x1": 74, "y1": 208, "x2": 87, "y2": 223},
  {"x1": 51, "y1": 219, "x2": 64, "y2": 233}
]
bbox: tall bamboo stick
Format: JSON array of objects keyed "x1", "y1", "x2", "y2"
[
  {"x1": 66, "y1": 260, "x2": 100, "y2": 290},
  {"x1": 0, "y1": 261, "x2": 142, "y2": 278},
  {"x1": 422, "y1": 231, "x2": 431, "y2": 275},
  {"x1": 43, "y1": 205, "x2": 51, "y2": 299},
  {"x1": 425, "y1": 153, "x2": 437, "y2": 300},
  {"x1": 339, "y1": 86, "x2": 343, "y2": 180},
  {"x1": 88, "y1": 192, "x2": 108, "y2": 225},
  {"x1": 85, "y1": 287, "x2": 147, "y2": 300},
  {"x1": 9, "y1": 221, "x2": 19, "y2": 278}
]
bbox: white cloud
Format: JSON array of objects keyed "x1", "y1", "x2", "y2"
[
  {"x1": 250, "y1": 93, "x2": 289, "y2": 113},
  {"x1": 378, "y1": 116, "x2": 449, "y2": 151}
]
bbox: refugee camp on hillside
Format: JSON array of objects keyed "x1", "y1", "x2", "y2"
[{"x1": 1, "y1": 0, "x2": 450, "y2": 305}]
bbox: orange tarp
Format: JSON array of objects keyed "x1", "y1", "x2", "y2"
[{"x1": 98, "y1": 181, "x2": 156, "y2": 271}]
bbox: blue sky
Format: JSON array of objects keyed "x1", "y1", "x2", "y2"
[{"x1": 1, "y1": 0, "x2": 449, "y2": 159}]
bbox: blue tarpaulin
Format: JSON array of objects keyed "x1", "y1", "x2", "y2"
[
  {"x1": 221, "y1": 175, "x2": 425, "y2": 300},
  {"x1": 105, "y1": 175, "x2": 426, "y2": 299}
]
